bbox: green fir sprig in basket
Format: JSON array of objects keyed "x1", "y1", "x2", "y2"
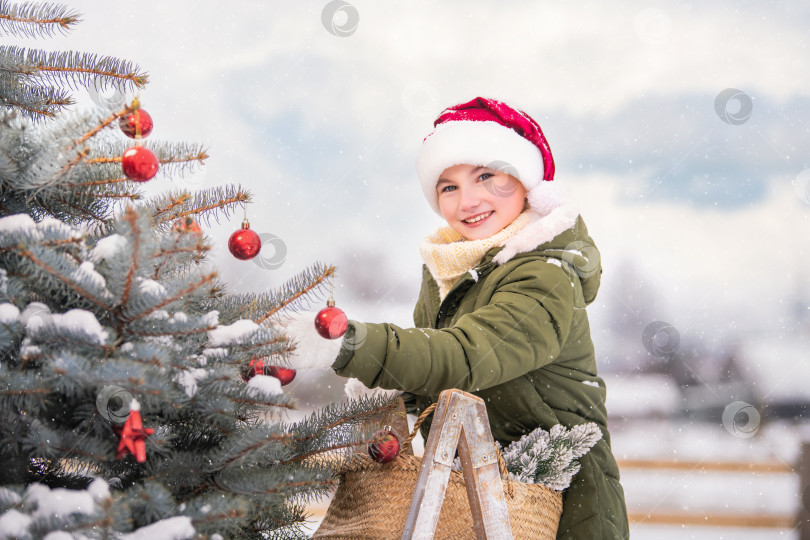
[{"x1": 499, "y1": 423, "x2": 603, "y2": 491}]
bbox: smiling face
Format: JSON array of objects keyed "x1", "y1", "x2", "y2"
[{"x1": 436, "y1": 164, "x2": 528, "y2": 241}]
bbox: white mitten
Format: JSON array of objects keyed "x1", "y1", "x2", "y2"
[
  {"x1": 277, "y1": 311, "x2": 346, "y2": 370},
  {"x1": 344, "y1": 377, "x2": 400, "y2": 400}
]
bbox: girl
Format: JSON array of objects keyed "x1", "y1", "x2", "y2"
[{"x1": 308, "y1": 97, "x2": 629, "y2": 539}]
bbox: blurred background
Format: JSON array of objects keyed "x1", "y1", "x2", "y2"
[{"x1": 18, "y1": 1, "x2": 810, "y2": 537}]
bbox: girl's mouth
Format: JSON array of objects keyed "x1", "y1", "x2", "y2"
[{"x1": 462, "y1": 211, "x2": 493, "y2": 226}]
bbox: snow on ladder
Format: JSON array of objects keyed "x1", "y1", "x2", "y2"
[{"x1": 401, "y1": 389, "x2": 513, "y2": 540}]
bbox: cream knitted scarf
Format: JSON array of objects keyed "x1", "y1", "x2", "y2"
[{"x1": 419, "y1": 211, "x2": 533, "y2": 301}]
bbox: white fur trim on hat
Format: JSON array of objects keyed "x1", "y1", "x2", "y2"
[{"x1": 416, "y1": 120, "x2": 544, "y2": 215}]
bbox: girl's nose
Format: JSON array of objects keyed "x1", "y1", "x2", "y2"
[{"x1": 458, "y1": 187, "x2": 481, "y2": 211}]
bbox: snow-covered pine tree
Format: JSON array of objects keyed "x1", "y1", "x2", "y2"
[{"x1": 0, "y1": 4, "x2": 397, "y2": 538}]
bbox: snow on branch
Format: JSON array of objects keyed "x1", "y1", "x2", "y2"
[{"x1": 499, "y1": 422, "x2": 603, "y2": 491}]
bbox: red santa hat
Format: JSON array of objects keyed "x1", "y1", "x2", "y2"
[{"x1": 416, "y1": 97, "x2": 566, "y2": 216}]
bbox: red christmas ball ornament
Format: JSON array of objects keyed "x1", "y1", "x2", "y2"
[
  {"x1": 240, "y1": 358, "x2": 266, "y2": 382},
  {"x1": 240, "y1": 358, "x2": 296, "y2": 386},
  {"x1": 171, "y1": 216, "x2": 202, "y2": 235},
  {"x1": 266, "y1": 365, "x2": 296, "y2": 386},
  {"x1": 228, "y1": 219, "x2": 261, "y2": 260},
  {"x1": 315, "y1": 299, "x2": 348, "y2": 339},
  {"x1": 122, "y1": 146, "x2": 159, "y2": 182},
  {"x1": 368, "y1": 429, "x2": 400, "y2": 464},
  {"x1": 119, "y1": 108, "x2": 153, "y2": 139}
]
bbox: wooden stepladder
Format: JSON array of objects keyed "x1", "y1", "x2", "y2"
[{"x1": 400, "y1": 389, "x2": 513, "y2": 540}]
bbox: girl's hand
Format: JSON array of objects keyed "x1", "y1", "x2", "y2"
[
  {"x1": 343, "y1": 377, "x2": 400, "y2": 400},
  {"x1": 279, "y1": 311, "x2": 346, "y2": 370},
  {"x1": 277, "y1": 313, "x2": 399, "y2": 399}
]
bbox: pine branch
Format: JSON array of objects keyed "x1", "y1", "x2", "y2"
[
  {"x1": 500, "y1": 422, "x2": 602, "y2": 490},
  {"x1": 118, "y1": 206, "x2": 139, "y2": 308},
  {"x1": 67, "y1": 100, "x2": 135, "y2": 153},
  {"x1": 14, "y1": 245, "x2": 114, "y2": 312},
  {"x1": 52, "y1": 194, "x2": 107, "y2": 222},
  {"x1": 213, "y1": 464, "x2": 336, "y2": 498},
  {"x1": 256, "y1": 264, "x2": 335, "y2": 325},
  {"x1": 86, "y1": 139, "x2": 208, "y2": 177},
  {"x1": 147, "y1": 185, "x2": 252, "y2": 227},
  {"x1": 151, "y1": 234, "x2": 209, "y2": 281},
  {"x1": 94, "y1": 191, "x2": 139, "y2": 200},
  {"x1": 86, "y1": 147, "x2": 209, "y2": 169},
  {"x1": 151, "y1": 193, "x2": 190, "y2": 218},
  {"x1": 0, "y1": 45, "x2": 148, "y2": 90},
  {"x1": 127, "y1": 324, "x2": 215, "y2": 339},
  {"x1": 0, "y1": 2, "x2": 81, "y2": 39},
  {"x1": 289, "y1": 396, "x2": 400, "y2": 444},
  {"x1": 208, "y1": 262, "x2": 335, "y2": 327},
  {"x1": 272, "y1": 395, "x2": 400, "y2": 469},
  {"x1": 0, "y1": 77, "x2": 72, "y2": 119},
  {"x1": 70, "y1": 175, "x2": 130, "y2": 188},
  {"x1": 276, "y1": 439, "x2": 375, "y2": 466},
  {"x1": 121, "y1": 271, "x2": 218, "y2": 323}
]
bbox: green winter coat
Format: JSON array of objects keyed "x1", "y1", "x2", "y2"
[{"x1": 332, "y1": 211, "x2": 629, "y2": 539}]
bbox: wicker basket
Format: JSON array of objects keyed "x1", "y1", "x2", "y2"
[{"x1": 312, "y1": 404, "x2": 563, "y2": 539}]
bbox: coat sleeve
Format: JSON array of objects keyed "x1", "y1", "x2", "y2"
[{"x1": 331, "y1": 260, "x2": 576, "y2": 395}]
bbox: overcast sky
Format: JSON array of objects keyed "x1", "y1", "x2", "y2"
[{"x1": 17, "y1": 1, "x2": 810, "y2": 364}]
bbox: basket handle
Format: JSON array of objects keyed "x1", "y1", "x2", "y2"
[
  {"x1": 399, "y1": 402, "x2": 514, "y2": 497},
  {"x1": 400, "y1": 402, "x2": 437, "y2": 453}
]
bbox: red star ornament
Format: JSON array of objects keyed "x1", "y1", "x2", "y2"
[{"x1": 116, "y1": 400, "x2": 154, "y2": 463}]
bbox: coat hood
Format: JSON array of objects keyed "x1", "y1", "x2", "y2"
[{"x1": 489, "y1": 186, "x2": 602, "y2": 305}]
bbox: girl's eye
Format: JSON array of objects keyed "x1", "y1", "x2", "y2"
[
  {"x1": 440, "y1": 185, "x2": 457, "y2": 193},
  {"x1": 478, "y1": 172, "x2": 494, "y2": 182}
]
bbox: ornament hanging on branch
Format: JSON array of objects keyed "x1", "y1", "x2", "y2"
[
  {"x1": 119, "y1": 104, "x2": 153, "y2": 139},
  {"x1": 266, "y1": 365, "x2": 296, "y2": 386},
  {"x1": 228, "y1": 218, "x2": 262, "y2": 260},
  {"x1": 122, "y1": 146, "x2": 159, "y2": 182},
  {"x1": 240, "y1": 358, "x2": 266, "y2": 382},
  {"x1": 240, "y1": 357, "x2": 296, "y2": 386},
  {"x1": 368, "y1": 427, "x2": 400, "y2": 464},
  {"x1": 120, "y1": 98, "x2": 159, "y2": 182},
  {"x1": 115, "y1": 401, "x2": 154, "y2": 464},
  {"x1": 171, "y1": 215, "x2": 202, "y2": 235},
  {"x1": 315, "y1": 276, "x2": 348, "y2": 339}
]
